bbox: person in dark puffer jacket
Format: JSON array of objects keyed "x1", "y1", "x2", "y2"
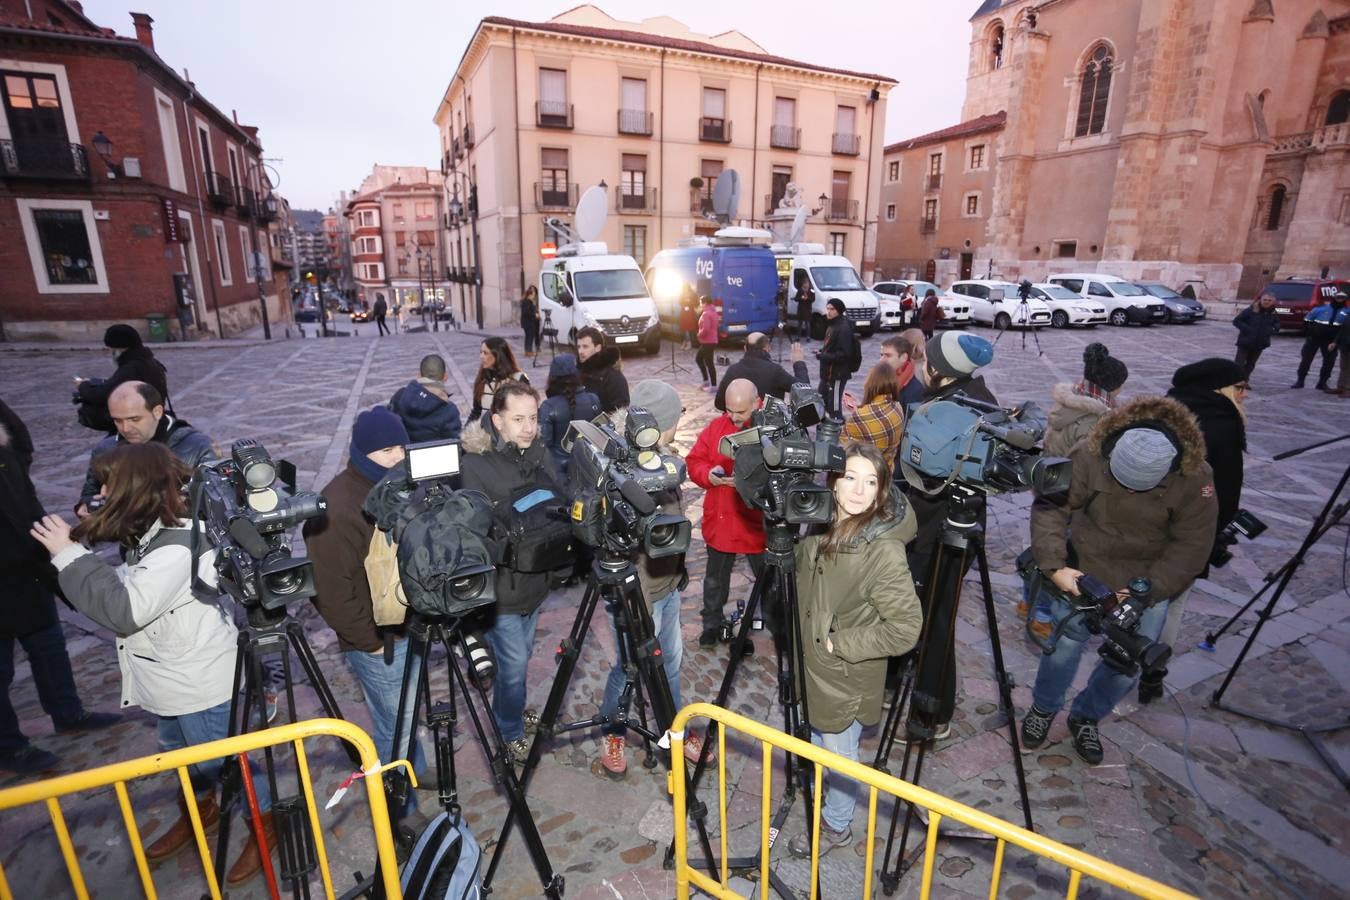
[
  {"x1": 538, "y1": 353, "x2": 600, "y2": 476},
  {"x1": 389, "y1": 353, "x2": 462, "y2": 443}
]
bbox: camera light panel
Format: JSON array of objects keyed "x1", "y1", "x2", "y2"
[{"x1": 407, "y1": 440, "x2": 461, "y2": 482}]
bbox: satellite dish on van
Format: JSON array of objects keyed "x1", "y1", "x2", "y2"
[
  {"x1": 575, "y1": 185, "x2": 608, "y2": 242},
  {"x1": 788, "y1": 207, "x2": 808, "y2": 246},
  {"x1": 711, "y1": 169, "x2": 741, "y2": 224}
]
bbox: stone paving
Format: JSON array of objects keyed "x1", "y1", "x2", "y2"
[{"x1": 1, "y1": 313, "x2": 1348, "y2": 899}]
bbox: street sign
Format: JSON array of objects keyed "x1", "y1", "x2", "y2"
[{"x1": 540, "y1": 242, "x2": 557, "y2": 259}]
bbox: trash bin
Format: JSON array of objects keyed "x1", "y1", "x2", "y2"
[{"x1": 146, "y1": 314, "x2": 168, "y2": 343}]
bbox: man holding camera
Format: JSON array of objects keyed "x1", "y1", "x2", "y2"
[
  {"x1": 1022, "y1": 396, "x2": 1217, "y2": 763},
  {"x1": 688, "y1": 378, "x2": 767, "y2": 651},
  {"x1": 459, "y1": 381, "x2": 564, "y2": 761},
  {"x1": 76, "y1": 382, "x2": 214, "y2": 518}
]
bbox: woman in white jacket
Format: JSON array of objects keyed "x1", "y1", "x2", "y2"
[{"x1": 30, "y1": 442, "x2": 272, "y2": 885}]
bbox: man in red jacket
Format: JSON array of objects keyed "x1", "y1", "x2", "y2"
[{"x1": 687, "y1": 378, "x2": 766, "y2": 651}]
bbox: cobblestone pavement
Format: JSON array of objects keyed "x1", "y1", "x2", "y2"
[{"x1": 1, "y1": 315, "x2": 1347, "y2": 899}]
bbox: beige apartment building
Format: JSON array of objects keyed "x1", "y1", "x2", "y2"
[
  {"x1": 434, "y1": 5, "x2": 895, "y2": 328},
  {"x1": 877, "y1": 0, "x2": 1350, "y2": 296},
  {"x1": 343, "y1": 165, "x2": 449, "y2": 312}
]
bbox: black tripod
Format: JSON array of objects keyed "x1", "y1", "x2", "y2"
[
  {"x1": 1208, "y1": 454, "x2": 1350, "y2": 790},
  {"x1": 991, "y1": 287, "x2": 1044, "y2": 357},
  {"x1": 482, "y1": 547, "x2": 717, "y2": 889},
  {"x1": 671, "y1": 518, "x2": 819, "y2": 899},
  {"x1": 215, "y1": 603, "x2": 357, "y2": 897},
  {"x1": 654, "y1": 319, "x2": 695, "y2": 377},
  {"x1": 377, "y1": 612, "x2": 563, "y2": 898},
  {"x1": 872, "y1": 485, "x2": 1033, "y2": 895}
]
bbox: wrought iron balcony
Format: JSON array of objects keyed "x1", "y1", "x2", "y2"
[
  {"x1": 700, "y1": 117, "x2": 732, "y2": 143},
  {"x1": 463, "y1": 124, "x2": 475, "y2": 148},
  {"x1": 535, "y1": 181, "x2": 578, "y2": 210},
  {"x1": 764, "y1": 193, "x2": 785, "y2": 215},
  {"x1": 235, "y1": 186, "x2": 256, "y2": 218},
  {"x1": 206, "y1": 172, "x2": 233, "y2": 209},
  {"x1": 618, "y1": 109, "x2": 653, "y2": 136},
  {"x1": 920, "y1": 218, "x2": 938, "y2": 234},
  {"x1": 690, "y1": 193, "x2": 714, "y2": 215},
  {"x1": 832, "y1": 133, "x2": 861, "y2": 155},
  {"x1": 770, "y1": 125, "x2": 800, "y2": 150},
  {"x1": 826, "y1": 198, "x2": 859, "y2": 222},
  {"x1": 926, "y1": 173, "x2": 943, "y2": 191},
  {"x1": 0, "y1": 138, "x2": 90, "y2": 180},
  {"x1": 617, "y1": 187, "x2": 657, "y2": 214},
  {"x1": 537, "y1": 101, "x2": 574, "y2": 129},
  {"x1": 452, "y1": 137, "x2": 463, "y2": 159}
]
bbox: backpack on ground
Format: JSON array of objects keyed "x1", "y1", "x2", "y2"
[{"x1": 400, "y1": 810, "x2": 482, "y2": 900}]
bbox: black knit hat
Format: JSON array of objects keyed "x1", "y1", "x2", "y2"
[
  {"x1": 103, "y1": 324, "x2": 142, "y2": 350},
  {"x1": 1082, "y1": 343, "x2": 1128, "y2": 392},
  {"x1": 1171, "y1": 358, "x2": 1246, "y2": 392}
]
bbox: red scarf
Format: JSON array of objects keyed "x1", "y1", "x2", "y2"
[{"x1": 895, "y1": 357, "x2": 917, "y2": 390}]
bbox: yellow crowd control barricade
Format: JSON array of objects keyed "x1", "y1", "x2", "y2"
[
  {"x1": 0, "y1": 717, "x2": 403, "y2": 900},
  {"x1": 669, "y1": 702, "x2": 1195, "y2": 900}
]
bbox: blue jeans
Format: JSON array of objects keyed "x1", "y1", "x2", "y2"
[
  {"x1": 0, "y1": 621, "x2": 84, "y2": 754},
  {"x1": 485, "y1": 607, "x2": 542, "y2": 742},
  {"x1": 158, "y1": 698, "x2": 270, "y2": 814},
  {"x1": 1031, "y1": 596, "x2": 1170, "y2": 722},
  {"x1": 600, "y1": 589, "x2": 683, "y2": 735},
  {"x1": 343, "y1": 639, "x2": 427, "y2": 776},
  {"x1": 810, "y1": 719, "x2": 862, "y2": 833}
]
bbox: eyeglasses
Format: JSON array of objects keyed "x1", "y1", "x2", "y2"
[{"x1": 1236, "y1": 382, "x2": 1251, "y2": 393}]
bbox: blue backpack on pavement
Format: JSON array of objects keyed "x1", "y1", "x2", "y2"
[{"x1": 400, "y1": 810, "x2": 482, "y2": 900}]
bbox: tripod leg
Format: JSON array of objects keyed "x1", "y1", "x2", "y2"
[{"x1": 285, "y1": 623, "x2": 359, "y2": 767}]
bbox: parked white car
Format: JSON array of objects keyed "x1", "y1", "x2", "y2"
[
  {"x1": 1046, "y1": 273, "x2": 1167, "y2": 326},
  {"x1": 872, "y1": 280, "x2": 971, "y2": 327},
  {"x1": 870, "y1": 290, "x2": 905, "y2": 330},
  {"x1": 1030, "y1": 282, "x2": 1107, "y2": 328},
  {"x1": 948, "y1": 280, "x2": 1052, "y2": 328}
]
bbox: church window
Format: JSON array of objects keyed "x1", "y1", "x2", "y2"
[{"x1": 1075, "y1": 45, "x2": 1113, "y2": 137}]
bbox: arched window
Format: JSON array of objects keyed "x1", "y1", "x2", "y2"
[
  {"x1": 1326, "y1": 90, "x2": 1350, "y2": 126},
  {"x1": 991, "y1": 25, "x2": 1006, "y2": 70},
  {"x1": 1075, "y1": 45, "x2": 1113, "y2": 137},
  {"x1": 1266, "y1": 185, "x2": 1286, "y2": 231}
]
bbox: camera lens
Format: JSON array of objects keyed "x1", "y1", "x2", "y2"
[
  {"x1": 265, "y1": 568, "x2": 304, "y2": 596},
  {"x1": 449, "y1": 573, "x2": 489, "y2": 602},
  {"x1": 648, "y1": 522, "x2": 679, "y2": 549}
]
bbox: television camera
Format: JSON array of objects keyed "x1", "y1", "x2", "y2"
[
  {"x1": 566, "y1": 410, "x2": 692, "y2": 558},
  {"x1": 1209, "y1": 508, "x2": 1268, "y2": 569},
  {"x1": 190, "y1": 439, "x2": 325, "y2": 610},
  {"x1": 718, "y1": 384, "x2": 845, "y2": 525}
]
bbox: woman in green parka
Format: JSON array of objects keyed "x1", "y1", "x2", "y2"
[{"x1": 787, "y1": 441, "x2": 924, "y2": 859}]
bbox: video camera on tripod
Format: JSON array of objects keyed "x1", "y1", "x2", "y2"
[
  {"x1": 190, "y1": 439, "x2": 326, "y2": 610},
  {"x1": 565, "y1": 410, "x2": 692, "y2": 558},
  {"x1": 901, "y1": 394, "x2": 1070, "y2": 495},
  {"x1": 718, "y1": 384, "x2": 845, "y2": 525}
]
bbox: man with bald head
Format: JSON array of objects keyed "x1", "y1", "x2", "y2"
[
  {"x1": 687, "y1": 378, "x2": 771, "y2": 651},
  {"x1": 76, "y1": 382, "x2": 215, "y2": 516},
  {"x1": 713, "y1": 333, "x2": 810, "y2": 412}
]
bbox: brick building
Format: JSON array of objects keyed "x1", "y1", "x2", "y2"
[
  {"x1": 434, "y1": 6, "x2": 894, "y2": 328},
  {"x1": 0, "y1": 0, "x2": 282, "y2": 341},
  {"x1": 342, "y1": 166, "x2": 448, "y2": 315}
]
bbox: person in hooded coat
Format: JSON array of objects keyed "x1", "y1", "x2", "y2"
[
  {"x1": 389, "y1": 353, "x2": 463, "y2": 443},
  {"x1": 74, "y1": 324, "x2": 170, "y2": 433},
  {"x1": 538, "y1": 353, "x2": 600, "y2": 475}
]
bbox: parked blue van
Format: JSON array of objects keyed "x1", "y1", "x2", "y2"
[{"x1": 646, "y1": 229, "x2": 781, "y2": 342}]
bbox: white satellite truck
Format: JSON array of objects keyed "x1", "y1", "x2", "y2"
[
  {"x1": 773, "y1": 207, "x2": 880, "y2": 340},
  {"x1": 539, "y1": 185, "x2": 661, "y2": 353}
]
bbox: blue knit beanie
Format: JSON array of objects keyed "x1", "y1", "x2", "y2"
[{"x1": 349, "y1": 406, "x2": 409, "y2": 483}]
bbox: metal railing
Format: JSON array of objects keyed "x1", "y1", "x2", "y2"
[
  {"x1": 617, "y1": 187, "x2": 657, "y2": 213},
  {"x1": 691, "y1": 193, "x2": 714, "y2": 216},
  {"x1": 0, "y1": 138, "x2": 90, "y2": 180},
  {"x1": 826, "y1": 197, "x2": 859, "y2": 221},
  {"x1": 669, "y1": 703, "x2": 1194, "y2": 900},
  {"x1": 463, "y1": 124, "x2": 475, "y2": 148},
  {"x1": 920, "y1": 217, "x2": 938, "y2": 233},
  {"x1": 206, "y1": 171, "x2": 233, "y2": 208},
  {"x1": 700, "y1": 117, "x2": 732, "y2": 143},
  {"x1": 618, "y1": 109, "x2": 654, "y2": 135},
  {"x1": 535, "y1": 181, "x2": 578, "y2": 210},
  {"x1": 833, "y1": 132, "x2": 862, "y2": 155},
  {"x1": 770, "y1": 125, "x2": 800, "y2": 149},
  {"x1": 234, "y1": 186, "x2": 255, "y2": 218},
  {"x1": 927, "y1": 172, "x2": 943, "y2": 191},
  {"x1": 0, "y1": 718, "x2": 402, "y2": 900},
  {"x1": 452, "y1": 136, "x2": 463, "y2": 159},
  {"x1": 764, "y1": 193, "x2": 787, "y2": 215},
  {"x1": 536, "y1": 101, "x2": 574, "y2": 129}
]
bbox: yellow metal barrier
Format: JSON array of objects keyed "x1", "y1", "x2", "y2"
[
  {"x1": 0, "y1": 718, "x2": 403, "y2": 900},
  {"x1": 669, "y1": 703, "x2": 1195, "y2": 900}
]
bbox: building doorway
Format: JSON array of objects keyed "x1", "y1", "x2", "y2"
[
  {"x1": 959, "y1": 252, "x2": 973, "y2": 280},
  {"x1": 924, "y1": 259, "x2": 937, "y2": 283},
  {"x1": 177, "y1": 212, "x2": 210, "y2": 332}
]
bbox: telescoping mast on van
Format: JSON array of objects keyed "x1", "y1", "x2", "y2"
[
  {"x1": 538, "y1": 184, "x2": 662, "y2": 353},
  {"x1": 773, "y1": 207, "x2": 879, "y2": 340}
]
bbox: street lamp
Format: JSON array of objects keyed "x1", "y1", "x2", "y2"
[{"x1": 446, "y1": 172, "x2": 483, "y2": 329}]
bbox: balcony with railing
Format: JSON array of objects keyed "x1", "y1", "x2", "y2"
[
  {"x1": 536, "y1": 181, "x2": 578, "y2": 210},
  {"x1": 832, "y1": 132, "x2": 861, "y2": 155},
  {"x1": 234, "y1": 186, "x2": 255, "y2": 218},
  {"x1": 618, "y1": 109, "x2": 654, "y2": 136},
  {"x1": 537, "y1": 101, "x2": 574, "y2": 129},
  {"x1": 926, "y1": 173, "x2": 943, "y2": 191},
  {"x1": 770, "y1": 125, "x2": 800, "y2": 150},
  {"x1": 920, "y1": 218, "x2": 938, "y2": 234},
  {"x1": 700, "y1": 117, "x2": 732, "y2": 143},
  {"x1": 617, "y1": 187, "x2": 657, "y2": 214},
  {"x1": 206, "y1": 172, "x2": 234, "y2": 209},
  {"x1": 690, "y1": 192, "x2": 714, "y2": 216},
  {"x1": 763, "y1": 193, "x2": 786, "y2": 216},
  {"x1": 452, "y1": 136, "x2": 463, "y2": 160},
  {"x1": 0, "y1": 138, "x2": 90, "y2": 180},
  {"x1": 463, "y1": 124, "x2": 474, "y2": 148},
  {"x1": 253, "y1": 193, "x2": 279, "y2": 223},
  {"x1": 825, "y1": 197, "x2": 859, "y2": 222}
]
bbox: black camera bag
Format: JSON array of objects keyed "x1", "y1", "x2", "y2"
[{"x1": 503, "y1": 491, "x2": 575, "y2": 573}]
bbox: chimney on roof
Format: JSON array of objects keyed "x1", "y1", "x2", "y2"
[{"x1": 130, "y1": 12, "x2": 154, "y2": 50}]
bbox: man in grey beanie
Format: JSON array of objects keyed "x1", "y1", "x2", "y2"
[{"x1": 1023, "y1": 396, "x2": 1217, "y2": 764}]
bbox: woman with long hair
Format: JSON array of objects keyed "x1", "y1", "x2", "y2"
[
  {"x1": 29, "y1": 442, "x2": 274, "y2": 884},
  {"x1": 469, "y1": 336, "x2": 529, "y2": 423},
  {"x1": 787, "y1": 442, "x2": 922, "y2": 859},
  {"x1": 538, "y1": 353, "x2": 601, "y2": 474},
  {"x1": 520, "y1": 285, "x2": 541, "y2": 359},
  {"x1": 842, "y1": 362, "x2": 907, "y2": 468}
]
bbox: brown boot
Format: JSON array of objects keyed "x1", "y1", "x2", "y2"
[
  {"x1": 145, "y1": 792, "x2": 219, "y2": 861},
  {"x1": 226, "y1": 811, "x2": 276, "y2": 885}
]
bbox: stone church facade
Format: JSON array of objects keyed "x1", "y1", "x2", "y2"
[{"x1": 885, "y1": 0, "x2": 1350, "y2": 297}]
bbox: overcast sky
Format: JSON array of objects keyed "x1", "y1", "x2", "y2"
[{"x1": 80, "y1": 0, "x2": 974, "y2": 211}]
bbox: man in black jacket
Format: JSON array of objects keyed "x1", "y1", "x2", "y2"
[
  {"x1": 1231, "y1": 295, "x2": 1279, "y2": 379},
  {"x1": 1, "y1": 399, "x2": 120, "y2": 774},
  {"x1": 389, "y1": 354, "x2": 462, "y2": 442},
  {"x1": 714, "y1": 334, "x2": 809, "y2": 411},
  {"x1": 459, "y1": 381, "x2": 565, "y2": 760},
  {"x1": 815, "y1": 299, "x2": 856, "y2": 417},
  {"x1": 576, "y1": 326, "x2": 629, "y2": 413},
  {"x1": 74, "y1": 324, "x2": 169, "y2": 433}
]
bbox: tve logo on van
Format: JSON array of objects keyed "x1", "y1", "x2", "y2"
[
  {"x1": 695, "y1": 257, "x2": 716, "y2": 279},
  {"x1": 726, "y1": 274, "x2": 744, "y2": 288}
]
